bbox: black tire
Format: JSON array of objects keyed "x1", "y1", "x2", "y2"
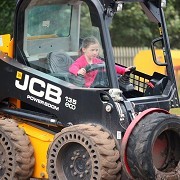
[
  {"x1": 47, "y1": 123, "x2": 121, "y2": 180},
  {"x1": 0, "y1": 117, "x2": 35, "y2": 180},
  {"x1": 126, "y1": 112, "x2": 180, "y2": 180}
]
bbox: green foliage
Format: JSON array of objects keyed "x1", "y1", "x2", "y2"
[
  {"x1": 0, "y1": 0, "x2": 179, "y2": 49},
  {"x1": 170, "y1": 108, "x2": 180, "y2": 115},
  {"x1": 110, "y1": 3, "x2": 156, "y2": 47},
  {"x1": 164, "y1": 0, "x2": 180, "y2": 48},
  {"x1": 110, "y1": 1, "x2": 180, "y2": 49},
  {"x1": 0, "y1": 1, "x2": 16, "y2": 35}
]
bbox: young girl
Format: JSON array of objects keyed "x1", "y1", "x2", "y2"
[{"x1": 69, "y1": 36, "x2": 130, "y2": 87}]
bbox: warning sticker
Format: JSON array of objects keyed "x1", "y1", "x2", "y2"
[
  {"x1": 42, "y1": 20, "x2": 50, "y2": 27},
  {"x1": 117, "y1": 131, "x2": 122, "y2": 140},
  {"x1": 0, "y1": 36, "x2": 3, "y2": 46}
]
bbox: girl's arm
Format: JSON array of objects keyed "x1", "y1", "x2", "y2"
[
  {"x1": 69, "y1": 63, "x2": 80, "y2": 76},
  {"x1": 115, "y1": 65, "x2": 126, "y2": 75},
  {"x1": 69, "y1": 57, "x2": 85, "y2": 76},
  {"x1": 115, "y1": 65, "x2": 133, "y2": 75}
]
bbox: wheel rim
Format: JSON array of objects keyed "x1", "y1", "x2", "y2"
[
  {"x1": 152, "y1": 130, "x2": 179, "y2": 172},
  {"x1": 48, "y1": 124, "x2": 121, "y2": 180},
  {"x1": 152, "y1": 132, "x2": 169, "y2": 169},
  {"x1": 0, "y1": 141, "x2": 7, "y2": 177},
  {"x1": 48, "y1": 131, "x2": 100, "y2": 180},
  {"x1": 59, "y1": 143, "x2": 91, "y2": 179},
  {"x1": 124, "y1": 112, "x2": 180, "y2": 180},
  {"x1": 0, "y1": 131, "x2": 14, "y2": 179}
]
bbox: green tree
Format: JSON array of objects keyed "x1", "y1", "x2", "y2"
[
  {"x1": 110, "y1": 1, "x2": 180, "y2": 49},
  {"x1": 165, "y1": 0, "x2": 180, "y2": 49},
  {"x1": 0, "y1": 0, "x2": 179, "y2": 49},
  {"x1": 0, "y1": 1, "x2": 16, "y2": 35}
]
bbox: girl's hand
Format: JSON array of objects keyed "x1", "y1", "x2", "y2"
[
  {"x1": 78, "y1": 68, "x2": 86, "y2": 76},
  {"x1": 125, "y1": 66, "x2": 136, "y2": 72},
  {"x1": 125, "y1": 68, "x2": 130, "y2": 72}
]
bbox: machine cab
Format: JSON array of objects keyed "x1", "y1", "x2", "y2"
[
  {"x1": 14, "y1": 0, "x2": 115, "y2": 88},
  {"x1": 14, "y1": 0, "x2": 180, "y2": 111}
]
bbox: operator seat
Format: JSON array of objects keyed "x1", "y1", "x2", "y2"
[
  {"x1": 47, "y1": 51, "x2": 74, "y2": 82},
  {"x1": 47, "y1": 51, "x2": 74, "y2": 73}
]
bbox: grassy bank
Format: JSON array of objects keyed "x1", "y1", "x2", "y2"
[{"x1": 170, "y1": 108, "x2": 180, "y2": 115}]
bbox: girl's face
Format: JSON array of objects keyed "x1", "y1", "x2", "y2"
[{"x1": 82, "y1": 43, "x2": 100, "y2": 61}]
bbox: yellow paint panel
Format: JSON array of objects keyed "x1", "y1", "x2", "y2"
[
  {"x1": 0, "y1": 34, "x2": 11, "y2": 54},
  {"x1": 18, "y1": 123, "x2": 55, "y2": 179},
  {"x1": 134, "y1": 50, "x2": 180, "y2": 76},
  {"x1": 8, "y1": 38, "x2": 14, "y2": 58}
]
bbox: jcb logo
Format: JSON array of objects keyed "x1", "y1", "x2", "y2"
[{"x1": 15, "y1": 71, "x2": 62, "y2": 104}]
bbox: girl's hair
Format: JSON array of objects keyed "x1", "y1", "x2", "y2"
[{"x1": 79, "y1": 36, "x2": 100, "y2": 56}]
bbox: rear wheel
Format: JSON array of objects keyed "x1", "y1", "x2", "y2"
[
  {"x1": 0, "y1": 117, "x2": 35, "y2": 180},
  {"x1": 47, "y1": 123, "x2": 121, "y2": 180},
  {"x1": 126, "y1": 113, "x2": 180, "y2": 180}
]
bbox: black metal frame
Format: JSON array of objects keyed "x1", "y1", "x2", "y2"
[{"x1": 0, "y1": 0, "x2": 178, "y2": 138}]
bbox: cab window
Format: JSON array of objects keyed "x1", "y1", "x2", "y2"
[{"x1": 23, "y1": 1, "x2": 109, "y2": 88}]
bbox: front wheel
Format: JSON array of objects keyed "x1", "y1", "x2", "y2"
[
  {"x1": 0, "y1": 117, "x2": 35, "y2": 180},
  {"x1": 47, "y1": 123, "x2": 121, "y2": 180},
  {"x1": 126, "y1": 112, "x2": 180, "y2": 180}
]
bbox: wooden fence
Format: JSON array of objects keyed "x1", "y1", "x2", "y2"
[
  {"x1": 113, "y1": 47, "x2": 180, "y2": 89},
  {"x1": 113, "y1": 46, "x2": 147, "y2": 66}
]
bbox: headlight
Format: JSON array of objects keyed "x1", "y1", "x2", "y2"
[
  {"x1": 161, "y1": 0, "x2": 167, "y2": 8},
  {"x1": 117, "y1": 2, "x2": 123, "y2": 12}
]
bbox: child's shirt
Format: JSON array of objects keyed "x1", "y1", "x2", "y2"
[{"x1": 69, "y1": 55, "x2": 126, "y2": 87}]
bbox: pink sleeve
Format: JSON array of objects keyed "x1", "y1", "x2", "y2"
[
  {"x1": 69, "y1": 58, "x2": 83, "y2": 76},
  {"x1": 115, "y1": 65, "x2": 126, "y2": 75}
]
